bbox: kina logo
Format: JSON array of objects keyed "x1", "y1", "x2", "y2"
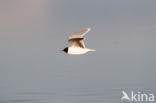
[{"x1": 121, "y1": 91, "x2": 155, "y2": 102}]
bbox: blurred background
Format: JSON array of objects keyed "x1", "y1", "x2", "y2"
[{"x1": 0, "y1": 0, "x2": 156, "y2": 103}]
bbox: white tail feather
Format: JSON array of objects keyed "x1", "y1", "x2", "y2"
[{"x1": 90, "y1": 49, "x2": 96, "y2": 51}]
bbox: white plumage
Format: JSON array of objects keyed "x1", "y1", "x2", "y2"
[
  {"x1": 68, "y1": 47, "x2": 95, "y2": 55},
  {"x1": 62, "y1": 28, "x2": 95, "y2": 55}
]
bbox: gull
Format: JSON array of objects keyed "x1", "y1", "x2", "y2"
[{"x1": 62, "y1": 28, "x2": 95, "y2": 55}]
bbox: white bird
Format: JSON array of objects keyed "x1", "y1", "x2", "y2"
[{"x1": 62, "y1": 28, "x2": 95, "y2": 55}]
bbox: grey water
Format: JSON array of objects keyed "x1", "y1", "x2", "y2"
[
  {"x1": 0, "y1": 50, "x2": 155, "y2": 103},
  {"x1": 0, "y1": 87, "x2": 121, "y2": 103},
  {"x1": 0, "y1": 41, "x2": 156, "y2": 103}
]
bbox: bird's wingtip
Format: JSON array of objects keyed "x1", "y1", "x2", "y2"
[
  {"x1": 91, "y1": 49, "x2": 96, "y2": 51},
  {"x1": 87, "y1": 28, "x2": 91, "y2": 31}
]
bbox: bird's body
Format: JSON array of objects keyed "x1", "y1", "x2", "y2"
[
  {"x1": 68, "y1": 46, "x2": 95, "y2": 55},
  {"x1": 62, "y1": 28, "x2": 95, "y2": 55}
]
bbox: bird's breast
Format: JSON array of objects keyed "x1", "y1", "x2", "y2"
[{"x1": 68, "y1": 47, "x2": 89, "y2": 55}]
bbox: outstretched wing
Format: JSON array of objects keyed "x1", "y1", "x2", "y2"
[
  {"x1": 68, "y1": 28, "x2": 91, "y2": 48},
  {"x1": 68, "y1": 38, "x2": 85, "y2": 48},
  {"x1": 69, "y1": 28, "x2": 91, "y2": 39}
]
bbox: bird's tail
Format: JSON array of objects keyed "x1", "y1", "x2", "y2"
[{"x1": 90, "y1": 49, "x2": 96, "y2": 51}]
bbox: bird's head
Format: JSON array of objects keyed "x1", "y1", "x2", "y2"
[{"x1": 62, "y1": 47, "x2": 68, "y2": 53}]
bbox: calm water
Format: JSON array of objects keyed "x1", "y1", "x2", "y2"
[
  {"x1": 0, "y1": 50, "x2": 155, "y2": 103},
  {"x1": 1, "y1": 83, "x2": 155, "y2": 103},
  {"x1": 0, "y1": 87, "x2": 127, "y2": 103}
]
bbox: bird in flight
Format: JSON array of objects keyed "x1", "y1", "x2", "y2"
[{"x1": 62, "y1": 28, "x2": 95, "y2": 55}]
